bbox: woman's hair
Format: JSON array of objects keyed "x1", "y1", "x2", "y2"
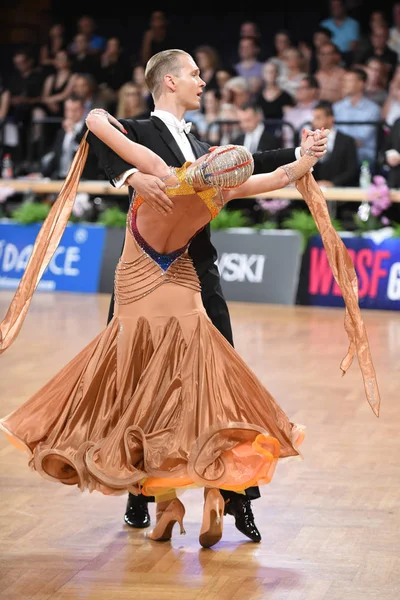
[
  {"x1": 144, "y1": 48, "x2": 190, "y2": 100},
  {"x1": 115, "y1": 82, "x2": 147, "y2": 118}
]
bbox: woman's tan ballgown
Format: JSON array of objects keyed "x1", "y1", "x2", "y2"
[{"x1": 0, "y1": 136, "x2": 381, "y2": 499}]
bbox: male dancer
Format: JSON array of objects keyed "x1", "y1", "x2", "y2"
[{"x1": 88, "y1": 48, "x2": 329, "y2": 542}]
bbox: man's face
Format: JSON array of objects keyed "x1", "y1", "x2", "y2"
[
  {"x1": 342, "y1": 72, "x2": 361, "y2": 96},
  {"x1": 64, "y1": 100, "x2": 84, "y2": 124},
  {"x1": 173, "y1": 55, "x2": 206, "y2": 111},
  {"x1": 312, "y1": 108, "x2": 333, "y2": 131},
  {"x1": 237, "y1": 108, "x2": 260, "y2": 133}
]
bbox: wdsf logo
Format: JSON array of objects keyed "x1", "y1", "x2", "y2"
[{"x1": 216, "y1": 253, "x2": 266, "y2": 283}]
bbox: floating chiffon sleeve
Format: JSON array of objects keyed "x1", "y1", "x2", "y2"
[
  {"x1": 0, "y1": 131, "x2": 89, "y2": 355},
  {"x1": 296, "y1": 172, "x2": 381, "y2": 417}
]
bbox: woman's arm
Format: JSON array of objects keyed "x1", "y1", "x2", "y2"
[
  {"x1": 223, "y1": 150, "x2": 318, "y2": 203},
  {"x1": 85, "y1": 109, "x2": 170, "y2": 179}
]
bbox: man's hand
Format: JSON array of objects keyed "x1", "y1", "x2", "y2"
[
  {"x1": 300, "y1": 128, "x2": 329, "y2": 159},
  {"x1": 126, "y1": 172, "x2": 173, "y2": 214}
]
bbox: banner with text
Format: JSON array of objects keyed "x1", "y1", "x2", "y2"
[
  {"x1": 298, "y1": 231, "x2": 400, "y2": 310},
  {"x1": 0, "y1": 221, "x2": 107, "y2": 293},
  {"x1": 213, "y1": 229, "x2": 303, "y2": 304}
]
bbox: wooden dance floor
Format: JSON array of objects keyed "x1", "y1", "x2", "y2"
[{"x1": 0, "y1": 291, "x2": 399, "y2": 600}]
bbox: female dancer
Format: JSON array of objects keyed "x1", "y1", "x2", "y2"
[{"x1": 0, "y1": 108, "x2": 380, "y2": 549}]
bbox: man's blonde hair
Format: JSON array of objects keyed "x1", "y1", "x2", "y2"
[{"x1": 145, "y1": 49, "x2": 191, "y2": 100}]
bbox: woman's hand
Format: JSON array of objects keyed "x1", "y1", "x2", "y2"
[
  {"x1": 301, "y1": 128, "x2": 329, "y2": 158},
  {"x1": 86, "y1": 109, "x2": 127, "y2": 134},
  {"x1": 126, "y1": 172, "x2": 174, "y2": 214}
]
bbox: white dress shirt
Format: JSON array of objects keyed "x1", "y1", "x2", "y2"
[
  {"x1": 243, "y1": 123, "x2": 265, "y2": 154},
  {"x1": 59, "y1": 120, "x2": 85, "y2": 177},
  {"x1": 113, "y1": 110, "x2": 195, "y2": 187}
]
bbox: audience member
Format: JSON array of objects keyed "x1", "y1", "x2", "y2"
[
  {"x1": 388, "y1": 2, "x2": 400, "y2": 61},
  {"x1": 115, "y1": 82, "x2": 150, "y2": 119},
  {"x1": 233, "y1": 36, "x2": 263, "y2": 93},
  {"x1": 194, "y1": 45, "x2": 221, "y2": 97},
  {"x1": 269, "y1": 29, "x2": 295, "y2": 78},
  {"x1": 354, "y1": 24, "x2": 397, "y2": 82},
  {"x1": 320, "y1": 0, "x2": 361, "y2": 65},
  {"x1": 98, "y1": 37, "x2": 132, "y2": 112},
  {"x1": 71, "y1": 73, "x2": 107, "y2": 118},
  {"x1": 307, "y1": 26, "x2": 333, "y2": 74},
  {"x1": 333, "y1": 67, "x2": 382, "y2": 169},
  {"x1": 381, "y1": 76, "x2": 400, "y2": 127},
  {"x1": 6, "y1": 48, "x2": 46, "y2": 164},
  {"x1": 384, "y1": 116, "x2": 400, "y2": 189},
  {"x1": 282, "y1": 75, "x2": 320, "y2": 147},
  {"x1": 69, "y1": 15, "x2": 106, "y2": 55},
  {"x1": 314, "y1": 41, "x2": 346, "y2": 103},
  {"x1": 139, "y1": 10, "x2": 176, "y2": 66},
  {"x1": 277, "y1": 47, "x2": 308, "y2": 99},
  {"x1": 227, "y1": 101, "x2": 280, "y2": 223},
  {"x1": 363, "y1": 56, "x2": 389, "y2": 107},
  {"x1": 69, "y1": 33, "x2": 102, "y2": 82},
  {"x1": 39, "y1": 23, "x2": 69, "y2": 77}
]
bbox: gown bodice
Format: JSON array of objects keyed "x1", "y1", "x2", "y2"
[{"x1": 114, "y1": 163, "x2": 224, "y2": 306}]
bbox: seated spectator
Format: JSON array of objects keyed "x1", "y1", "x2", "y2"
[
  {"x1": 194, "y1": 45, "x2": 221, "y2": 96},
  {"x1": 39, "y1": 23, "x2": 69, "y2": 77},
  {"x1": 237, "y1": 20, "x2": 267, "y2": 61},
  {"x1": 307, "y1": 26, "x2": 333, "y2": 74},
  {"x1": 354, "y1": 10, "x2": 389, "y2": 64},
  {"x1": 37, "y1": 95, "x2": 103, "y2": 220},
  {"x1": 69, "y1": 15, "x2": 106, "y2": 56},
  {"x1": 234, "y1": 36, "x2": 263, "y2": 93},
  {"x1": 184, "y1": 88, "x2": 221, "y2": 144},
  {"x1": 255, "y1": 61, "x2": 295, "y2": 120},
  {"x1": 214, "y1": 65, "x2": 237, "y2": 99},
  {"x1": 227, "y1": 102, "x2": 280, "y2": 223},
  {"x1": 382, "y1": 76, "x2": 400, "y2": 127},
  {"x1": 70, "y1": 33, "x2": 101, "y2": 82},
  {"x1": 384, "y1": 116, "x2": 400, "y2": 189},
  {"x1": 333, "y1": 67, "x2": 382, "y2": 171},
  {"x1": 282, "y1": 75, "x2": 320, "y2": 147},
  {"x1": 71, "y1": 73, "x2": 107, "y2": 119},
  {"x1": 98, "y1": 37, "x2": 132, "y2": 112},
  {"x1": 6, "y1": 47, "x2": 46, "y2": 165},
  {"x1": 38, "y1": 50, "x2": 79, "y2": 151},
  {"x1": 363, "y1": 57, "x2": 389, "y2": 108},
  {"x1": 277, "y1": 47, "x2": 308, "y2": 100},
  {"x1": 131, "y1": 63, "x2": 154, "y2": 112},
  {"x1": 354, "y1": 24, "x2": 398, "y2": 83},
  {"x1": 0, "y1": 77, "x2": 14, "y2": 162},
  {"x1": 388, "y1": 2, "x2": 400, "y2": 62},
  {"x1": 311, "y1": 99, "x2": 359, "y2": 187},
  {"x1": 221, "y1": 75, "x2": 252, "y2": 109},
  {"x1": 269, "y1": 29, "x2": 295, "y2": 79},
  {"x1": 311, "y1": 99, "x2": 360, "y2": 223},
  {"x1": 314, "y1": 41, "x2": 346, "y2": 103},
  {"x1": 139, "y1": 10, "x2": 176, "y2": 67},
  {"x1": 217, "y1": 102, "x2": 241, "y2": 145},
  {"x1": 115, "y1": 82, "x2": 150, "y2": 120},
  {"x1": 320, "y1": 0, "x2": 361, "y2": 66}
]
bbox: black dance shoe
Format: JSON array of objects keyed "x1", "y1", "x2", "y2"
[
  {"x1": 124, "y1": 493, "x2": 151, "y2": 528},
  {"x1": 224, "y1": 496, "x2": 261, "y2": 542}
]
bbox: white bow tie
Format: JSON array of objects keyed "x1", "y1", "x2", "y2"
[{"x1": 176, "y1": 121, "x2": 192, "y2": 134}]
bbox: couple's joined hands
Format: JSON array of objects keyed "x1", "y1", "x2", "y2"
[{"x1": 125, "y1": 126, "x2": 330, "y2": 215}]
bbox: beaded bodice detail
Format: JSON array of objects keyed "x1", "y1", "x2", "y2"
[{"x1": 114, "y1": 163, "x2": 225, "y2": 305}]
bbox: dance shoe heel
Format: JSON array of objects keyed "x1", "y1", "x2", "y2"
[
  {"x1": 147, "y1": 498, "x2": 186, "y2": 541},
  {"x1": 199, "y1": 488, "x2": 224, "y2": 548}
]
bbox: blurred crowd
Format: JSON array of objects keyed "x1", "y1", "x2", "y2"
[{"x1": 1, "y1": 1, "x2": 400, "y2": 227}]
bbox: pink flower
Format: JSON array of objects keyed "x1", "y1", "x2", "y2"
[
  {"x1": 366, "y1": 177, "x2": 391, "y2": 216},
  {"x1": 256, "y1": 198, "x2": 290, "y2": 215}
]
